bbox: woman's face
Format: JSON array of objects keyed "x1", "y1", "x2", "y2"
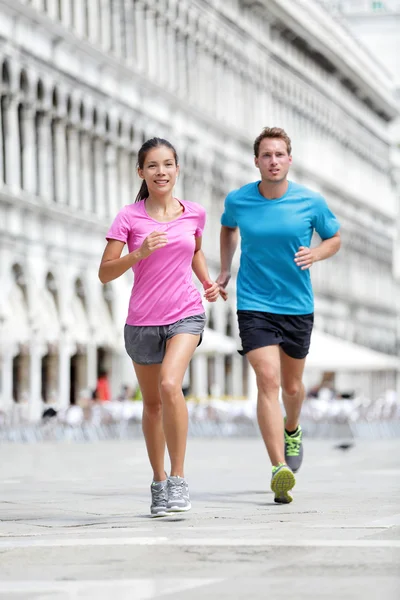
[{"x1": 138, "y1": 146, "x2": 179, "y2": 197}]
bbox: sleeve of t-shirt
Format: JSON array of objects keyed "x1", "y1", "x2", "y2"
[
  {"x1": 221, "y1": 191, "x2": 237, "y2": 228},
  {"x1": 312, "y1": 195, "x2": 340, "y2": 240},
  {"x1": 106, "y1": 207, "x2": 130, "y2": 243},
  {"x1": 195, "y1": 204, "x2": 206, "y2": 237}
]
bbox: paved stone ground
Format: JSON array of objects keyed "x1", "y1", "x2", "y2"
[{"x1": 0, "y1": 437, "x2": 399, "y2": 599}]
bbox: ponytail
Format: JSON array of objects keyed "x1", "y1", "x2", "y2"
[{"x1": 135, "y1": 180, "x2": 148, "y2": 203}]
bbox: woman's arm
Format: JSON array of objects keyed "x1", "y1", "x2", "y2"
[
  {"x1": 192, "y1": 237, "x2": 227, "y2": 302},
  {"x1": 99, "y1": 231, "x2": 168, "y2": 284}
]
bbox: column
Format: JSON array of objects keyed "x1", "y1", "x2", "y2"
[
  {"x1": 73, "y1": 0, "x2": 86, "y2": 38},
  {"x1": 80, "y1": 130, "x2": 92, "y2": 212},
  {"x1": 100, "y1": 0, "x2": 111, "y2": 51},
  {"x1": 134, "y1": 1, "x2": 146, "y2": 72},
  {"x1": 0, "y1": 348, "x2": 15, "y2": 414},
  {"x1": 46, "y1": 0, "x2": 58, "y2": 19},
  {"x1": 192, "y1": 354, "x2": 208, "y2": 399},
  {"x1": 111, "y1": 0, "x2": 122, "y2": 57},
  {"x1": 145, "y1": 6, "x2": 158, "y2": 80},
  {"x1": 124, "y1": 0, "x2": 136, "y2": 65},
  {"x1": 232, "y1": 354, "x2": 243, "y2": 398},
  {"x1": 67, "y1": 125, "x2": 80, "y2": 209},
  {"x1": 22, "y1": 106, "x2": 37, "y2": 195},
  {"x1": 94, "y1": 137, "x2": 106, "y2": 218},
  {"x1": 61, "y1": 0, "x2": 72, "y2": 28},
  {"x1": 58, "y1": 340, "x2": 75, "y2": 410},
  {"x1": 211, "y1": 354, "x2": 225, "y2": 398},
  {"x1": 53, "y1": 118, "x2": 67, "y2": 204},
  {"x1": 119, "y1": 147, "x2": 130, "y2": 208},
  {"x1": 166, "y1": 21, "x2": 176, "y2": 92},
  {"x1": 86, "y1": 342, "x2": 97, "y2": 393},
  {"x1": 0, "y1": 96, "x2": 4, "y2": 185},
  {"x1": 106, "y1": 143, "x2": 118, "y2": 218},
  {"x1": 88, "y1": 0, "x2": 100, "y2": 45},
  {"x1": 28, "y1": 341, "x2": 46, "y2": 422},
  {"x1": 37, "y1": 112, "x2": 53, "y2": 201},
  {"x1": 3, "y1": 95, "x2": 21, "y2": 191},
  {"x1": 247, "y1": 363, "x2": 258, "y2": 402}
]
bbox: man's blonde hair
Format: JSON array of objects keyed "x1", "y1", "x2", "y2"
[{"x1": 253, "y1": 127, "x2": 292, "y2": 157}]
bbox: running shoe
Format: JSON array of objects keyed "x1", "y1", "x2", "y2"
[
  {"x1": 271, "y1": 463, "x2": 295, "y2": 504},
  {"x1": 167, "y1": 476, "x2": 191, "y2": 512},
  {"x1": 284, "y1": 424, "x2": 304, "y2": 473},
  {"x1": 150, "y1": 479, "x2": 168, "y2": 517}
]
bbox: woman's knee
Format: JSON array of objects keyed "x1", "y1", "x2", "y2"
[
  {"x1": 143, "y1": 399, "x2": 162, "y2": 419},
  {"x1": 159, "y1": 376, "x2": 182, "y2": 400}
]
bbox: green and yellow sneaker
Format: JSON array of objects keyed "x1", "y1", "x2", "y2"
[
  {"x1": 284, "y1": 424, "x2": 304, "y2": 473},
  {"x1": 271, "y1": 463, "x2": 295, "y2": 504}
]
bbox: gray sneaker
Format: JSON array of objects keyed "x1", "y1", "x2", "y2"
[
  {"x1": 150, "y1": 479, "x2": 168, "y2": 517},
  {"x1": 167, "y1": 476, "x2": 191, "y2": 512},
  {"x1": 284, "y1": 425, "x2": 304, "y2": 473}
]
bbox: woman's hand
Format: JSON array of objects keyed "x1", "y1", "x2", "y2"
[
  {"x1": 203, "y1": 280, "x2": 227, "y2": 302},
  {"x1": 139, "y1": 231, "x2": 168, "y2": 259}
]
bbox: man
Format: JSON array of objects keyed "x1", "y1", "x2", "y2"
[{"x1": 217, "y1": 127, "x2": 340, "y2": 503}]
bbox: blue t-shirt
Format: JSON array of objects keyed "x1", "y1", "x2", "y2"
[{"x1": 221, "y1": 181, "x2": 340, "y2": 315}]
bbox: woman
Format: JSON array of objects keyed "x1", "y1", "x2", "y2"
[{"x1": 99, "y1": 137, "x2": 225, "y2": 517}]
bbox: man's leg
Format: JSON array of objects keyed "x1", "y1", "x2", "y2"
[
  {"x1": 279, "y1": 348, "x2": 307, "y2": 431},
  {"x1": 280, "y1": 349, "x2": 307, "y2": 472},
  {"x1": 246, "y1": 345, "x2": 285, "y2": 466}
]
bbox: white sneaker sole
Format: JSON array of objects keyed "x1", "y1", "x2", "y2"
[
  {"x1": 150, "y1": 509, "x2": 168, "y2": 518},
  {"x1": 166, "y1": 503, "x2": 192, "y2": 513}
]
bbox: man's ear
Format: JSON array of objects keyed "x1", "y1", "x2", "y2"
[{"x1": 254, "y1": 156, "x2": 259, "y2": 169}]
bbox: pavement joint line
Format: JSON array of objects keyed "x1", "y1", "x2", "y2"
[
  {"x1": 0, "y1": 578, "x2": 223, "y2": 596},
  {"x1": 0, "y1": 537, "x2": 400, "y2": 549}
]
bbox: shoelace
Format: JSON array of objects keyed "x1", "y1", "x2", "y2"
[
  {"x1": 168, "y1": 479, "x2": 186, "y2": 500},
  {"x1": 285, "y1": 435, "x2": 301, "y2": 456},
  {"x1": 152, "y1": 485, "x2": 167, "y2": 505}
]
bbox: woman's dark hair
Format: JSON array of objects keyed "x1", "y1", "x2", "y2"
[{"x1": 135, "y1": 137, "x2": 179, "y2": 202}]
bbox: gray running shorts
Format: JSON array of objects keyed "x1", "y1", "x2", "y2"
[{"x1": 124, "y1": 313, "x2": 206, "y2": 365}]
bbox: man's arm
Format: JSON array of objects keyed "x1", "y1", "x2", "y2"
[
  {"x1": 216, "y1": 225, "x2": 239, "y2": 288},
  {"x1": 295, "y1": 231, "x2": 341, "y2": 270}
]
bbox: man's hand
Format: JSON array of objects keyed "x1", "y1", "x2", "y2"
[
  {"x1": 216, "y1": 272, "x2": 230, "y2": 301},
  {"x1": 294, "y1": 246, "x2": 318, "y2": 270}
]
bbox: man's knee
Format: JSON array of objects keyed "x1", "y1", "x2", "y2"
[
  {"x1": 255, "y1": 366, "x2": 280, "y2": 395},
  {"x1": 282, "y1": 380, "x2": 303, "y2": 398}
]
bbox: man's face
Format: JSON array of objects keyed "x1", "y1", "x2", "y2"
[{"x1": 254, "y1": 138, "x2": 292, "y2": 183}]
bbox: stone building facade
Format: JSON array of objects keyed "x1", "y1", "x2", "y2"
[{"x1": 0, "y1": 0, "x2": 398, "y2": 420}]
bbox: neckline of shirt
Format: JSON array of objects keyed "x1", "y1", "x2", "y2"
[
  {"x1": 141, "y1": 198, "x2": 186, "y2": 224},
  {"x1": 256, "y1": 180, "x2": 292, "y2": 202}
]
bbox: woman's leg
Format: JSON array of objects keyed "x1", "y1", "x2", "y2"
[
  {"x1": 159, "y1": 334, "x2": 200, "y2": 477},
  {"x1": 133, "y1": 362, "x2": 165, "y2": 482}
]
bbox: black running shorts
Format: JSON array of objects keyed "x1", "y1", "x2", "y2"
[{"x1": 237, "y1": 310, "x2": 314, "y2": 359}]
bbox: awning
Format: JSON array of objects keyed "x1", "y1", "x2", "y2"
[
  {"x1": 2, "y1": 285, "x2": 30, "y2": 344},
  {"x1": 197, "y1": 327, "x2": 237, "y2": 355},
  {"x1": 307, "y1": 330, "x2": 400, "y2": 372}
]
